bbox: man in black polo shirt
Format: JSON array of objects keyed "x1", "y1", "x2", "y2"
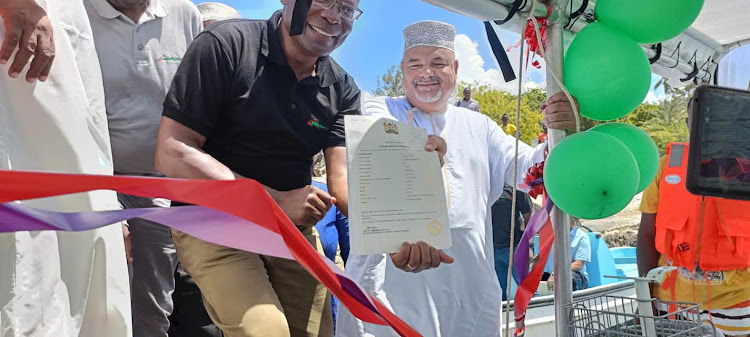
[{"x1": 155, "y1": 1, "x2": 447, "y2": 336}]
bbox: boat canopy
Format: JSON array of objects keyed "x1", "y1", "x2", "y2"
[{"x1": 420, "y1": 0, "x2": 750, "y2": 89}]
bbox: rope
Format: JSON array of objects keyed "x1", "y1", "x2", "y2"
[
  {"x1": 504, "y1": 37, "x2": 525, "y2": 337},
  {"x1": 528, "y1": 5, "x2": 581, "y2": 133}
]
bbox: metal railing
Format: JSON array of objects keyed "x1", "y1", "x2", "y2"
[{"x1": 565, "y1": 294, "x2": 716, "y2": 337}]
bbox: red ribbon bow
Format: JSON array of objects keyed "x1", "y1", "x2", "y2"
[{"x1": 507, "y1": 4, "x2": 552, "y2": 70}]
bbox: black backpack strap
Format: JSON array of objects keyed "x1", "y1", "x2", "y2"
[{"x1": 484, "y1": 21, "x2": 517, "y2": 82}]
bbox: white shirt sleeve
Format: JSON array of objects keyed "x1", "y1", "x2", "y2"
[
  {"x1": 487, "y1": 116, "x2": 547, "y2": 200},
  {"x1": 362, "y1": 96, "x2": 398, "y2": 121}
]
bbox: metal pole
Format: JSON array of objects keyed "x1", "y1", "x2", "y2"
[{"x1": 544, "y1": 1, "x2": 574, "y2": 336}]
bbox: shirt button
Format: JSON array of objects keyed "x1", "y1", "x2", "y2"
[
  {"x1": 290, "y1": 104, "x2": 296, "y2": 110},
  {"x1": 138, "y1": 44, "x2": 144, "y2": 51},
  {"x1": 135, "y1": 27, "x2": 140, "y2": 32}
]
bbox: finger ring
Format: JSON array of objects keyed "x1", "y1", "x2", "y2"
[{"x1": 405, "y1": 263, "x2": 416, "y2": 270}]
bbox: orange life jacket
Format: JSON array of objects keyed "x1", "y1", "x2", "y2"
[{"x1": 655, "y1": 143, "x2": 750, "y2": 271}]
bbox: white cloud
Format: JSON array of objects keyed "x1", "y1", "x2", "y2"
[
  {"x1": 454, "y1": 34, "x2": 545, "y2": 93},
  {"x1": 362, "y1": 90, "x2": 374, "y2": 102},
  {"x1": 643, "y1": 91, "x2": 664, "y2": 104}
]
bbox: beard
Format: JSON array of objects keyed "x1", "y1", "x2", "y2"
[{"x1": 407, "y1": 76, "x2": 443, "y2": 103}]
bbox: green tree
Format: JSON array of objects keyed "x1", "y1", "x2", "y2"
[
  {"x1": 626, "y1": 103, "x2": 659, "y2": 128},
  {"x1": 642, "y1": 87, "x2": 692, "y2": 154},
  {"x1": 523, "y1": 88, "x2": 547, "y2": 113},
  {"x1": 458, "y1": 82, "x2": 544, "y2": 144},
  {"x1": 374, "y1": 64, "x2": 404, "y2": 97}
]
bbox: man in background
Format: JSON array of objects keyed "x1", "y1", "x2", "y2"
[
  {"x1": 197, "y1": 2, "x2": 240, "y2": 28},
  {"x1": 83, "y1": 0, "x2": 202, "y2": 334},
  {"x1": 456, "y1": 87, "x2": 480, "y2": 112},
  {"x1": 492, "y1": 185, "x2": 532, "y2": 301},
  {"x1": 545, "y1": 217, "x2": 591, "y2": 291},
  {"x1": 311, "y1": 176, "x2": 349, "y2": 334},
  {"x1": 501, "y1": 113, "x2": 519, "y2": 137},
  {"x1": 538, "y1": 124, "x2": 548, "y2": 144}
]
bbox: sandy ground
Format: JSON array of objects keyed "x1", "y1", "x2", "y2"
[{"x1": 581, "y1": 193, "x2": 643, "y2": 232}]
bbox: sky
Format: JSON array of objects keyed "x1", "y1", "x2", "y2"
[{"x1": 192, "y1": 0, "x2": 669, "y2": 101}]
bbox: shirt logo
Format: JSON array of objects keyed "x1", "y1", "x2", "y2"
[
  {"x1": 158, "y1": 55, "x2": 182, "y2": 62},
  {"x1": 665, "y1": 174, "x2": 681, "y2": 185},
  {"x1": 307, "y1": 118, "x2": 328, "y2": 131},
  {"x1": 383, "y1": 122, "x2": 399, "y2": 135}
]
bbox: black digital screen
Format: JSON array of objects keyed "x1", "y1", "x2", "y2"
[{"x1": 689, "y1": 86, "x2": 750, "y2": 199}]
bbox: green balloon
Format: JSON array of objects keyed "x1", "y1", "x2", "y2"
[
  {"x1": 545, "y1": 132, "x2": 639, "y2": 220},
  {"x1": 589, "y1": 123, "x2": 660, "y2": 193},
  {"x1": 564, "y1": 23, "x2": 651, "y2": 121},
  {"x1": 596, "y1": 0, "x2": 704, "y2": 44}
]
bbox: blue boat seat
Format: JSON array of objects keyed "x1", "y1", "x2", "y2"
[
  {"x1": 610, "y1": 246, "x2": 639, "y2": 278},
  {"x1": 532, "y1": 232, "x2": 620, "y2": 288}
]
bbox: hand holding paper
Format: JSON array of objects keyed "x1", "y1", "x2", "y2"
[
  {"x1": 424, "y1": 135, "x2": 447, "y2": 166},
  {"x1": 390, "y1": 241, "x2": 454, "y2": 273},
  {"x1": 346, "y1": 115, "x2": 452, "y2": 255}
]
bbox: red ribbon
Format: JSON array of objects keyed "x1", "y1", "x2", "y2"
[
  {"x1": 0, "y1": 170, "x2": 421, "y2": 336},
  {"x1": 520, "y1": 161, "x2": 545, "y2": 199},
  {"x1": 507, "y1": 4, "x2": 551, "y2": 70},
  {"x1": 513, "y1": 197, "x2": 555, "y2": 332}
]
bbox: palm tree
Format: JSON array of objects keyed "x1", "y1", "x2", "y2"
[
  {"x1": 374, "y1": 65, "x2": 404, "y2": 97},
  {"x1": 654, "y1": 77, "x2": 673, "y2": 94},
  {"x1": 653, "y1": 87, "x2": 691, "y2": 125}
]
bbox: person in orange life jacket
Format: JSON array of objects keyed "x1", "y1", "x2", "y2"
[
  {"x1": 538, "y1": 124, "x2": 548, "y2": 144},
  {"x1": 637, "y1": 97, "x2": 750, "y2": 337}
]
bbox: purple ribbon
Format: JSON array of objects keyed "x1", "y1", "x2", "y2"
[
  {"x1": 514, "y1": 198, "x2": 554, "y2": 283},
  {"x1": 0, "y1": 202, "x2": 293, "y2": 259}
]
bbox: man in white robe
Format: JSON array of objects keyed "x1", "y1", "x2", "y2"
[
  {"x1": 336, "y1": 20, "x2": 577, "y2": 337},
  {"x1": 0, "y1": 0, "x2": 131, "y2": 336}
]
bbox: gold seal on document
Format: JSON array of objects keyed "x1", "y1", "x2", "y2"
[{"x1": 427, "y1": 221, "x2": 443, "y2": 236}]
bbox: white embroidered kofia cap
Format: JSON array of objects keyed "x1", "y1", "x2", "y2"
[
  {"x1": 197, "y1": 2, "x2": 241, "y2": 22},
  {"x1": 403, "y1": 20, "x2": 456, "y2": 53}
]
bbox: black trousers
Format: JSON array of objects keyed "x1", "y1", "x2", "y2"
[{"x1": 168, "y1": 263, "x2": 223, "y2": 337}]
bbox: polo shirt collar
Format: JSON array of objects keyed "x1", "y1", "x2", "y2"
[
  {"x1": 89, "y1": 0, "x2": 168, "y2": 20},
  {"x1": 263, "y1": 10, "x2": 341, "y2": 88}
]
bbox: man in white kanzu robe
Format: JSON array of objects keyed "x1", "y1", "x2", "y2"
[
  {"x1": 0, "y1": 0, "x2": 131, "y2": 336},
  {"x1": 337, "y1": 20, "x2": 577, "y2": 337}
]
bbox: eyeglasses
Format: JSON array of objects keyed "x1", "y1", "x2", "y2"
[{"x1": 312, "y1": 0, "x2": 363, "y2": 21}]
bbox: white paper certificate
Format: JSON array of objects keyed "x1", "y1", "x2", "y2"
[{"x1": 345, "y1": 115, "x2": 451, "y2": 255}]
